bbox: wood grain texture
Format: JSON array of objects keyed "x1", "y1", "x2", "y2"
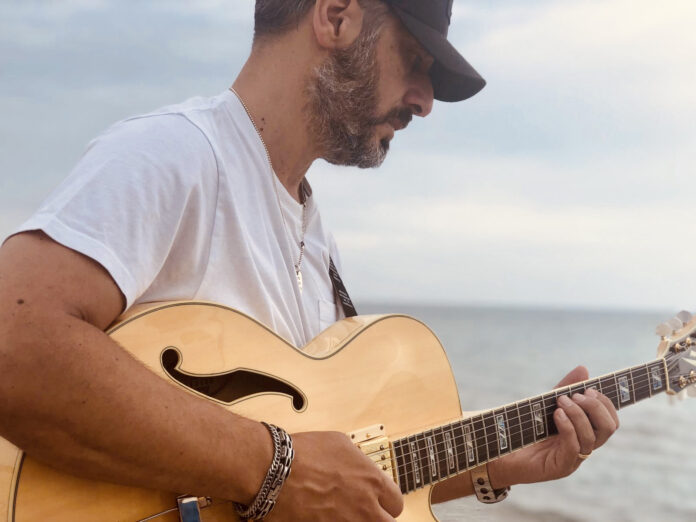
[{"x1": 1, "y1": 301, "x2": 464, "y2": 521}]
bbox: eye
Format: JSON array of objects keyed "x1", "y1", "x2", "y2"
[{"x1": 411, "y1": 54, "x2": 424, "y2": 73}]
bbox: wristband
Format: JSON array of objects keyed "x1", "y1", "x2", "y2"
[{"x1": 471, "y1": 464, "x2": 510, "y2": 504}]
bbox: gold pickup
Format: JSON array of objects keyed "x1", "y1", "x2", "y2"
[{"x1": 347, "y1": 424, "x2": 398, "y2": 484}]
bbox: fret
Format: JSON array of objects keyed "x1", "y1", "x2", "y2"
[
  {"x1": 494, "y1": 408, "x2": 511, "y2": 456},
  {"x1": 393, "y1": 439, "x2": 411, "y2": 494},
  {"x1": 472, "y1": 415, "x2": 488, "y2": 465},
  {"x1": 645, "y1": 364, "x2": 653, "y2": 398},
  {"x1": 483, "y1": 413, "x2": 499, "y2": 461},
  {"x1": 632, "y1": 365, "x2": 651, "y2": 402},
  {"x1": 596, "y1": 376, "x2": 604, "y2": 395},
  {"x1": 615, "y1": 370, "x2": 635, "y2": 406},
  {"x1": 585, "y1": 378, "x2": 600, "y2": 392},
  {"x1": 569, "y1": 382, "x2": 586, "y2": 396},
  {"x1": 505, "y1": 403, "x2": 523, "y2": 451},
  {"x1": 543, "y1": 393, "x2": 559, "y2": 437},
  {"x1": 517, "y1": 399, "x2": 534, "y2": 446},
  {"x1": 451, "y1": 421, "x2": 467, "y2": 472},
  {"x1": 600, "y1": 373, "x2": 620, "y2": 409}
]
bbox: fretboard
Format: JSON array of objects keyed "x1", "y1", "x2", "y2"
[{"x1": 392, "y1": 358, "x2": 667, "y2": 494}]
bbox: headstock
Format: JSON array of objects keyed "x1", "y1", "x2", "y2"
[{"x1": 656, "y1": 310, "x2": 696, "y2": 396}]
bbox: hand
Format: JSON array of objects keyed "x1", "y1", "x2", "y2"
[
  {"x1": 489, "y1": 366, "x2": 619, "y2": 487},
  {"x1": 266, "y1": 431, "x2": 403, "y2": 521}
]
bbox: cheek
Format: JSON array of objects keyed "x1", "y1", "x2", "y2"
[{"x1": 379, "y1": 50, "x2": 407, "y2": 96}]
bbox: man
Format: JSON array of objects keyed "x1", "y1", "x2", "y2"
[{"x1": 0, "y1": 0, "x2": 618, "y2": 520}]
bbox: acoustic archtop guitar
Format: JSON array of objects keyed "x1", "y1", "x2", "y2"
[{"x1": 1, "y1": 301, "x2": 695, "y2": 521}]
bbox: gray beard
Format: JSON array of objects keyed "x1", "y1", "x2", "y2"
[{"x1": 306, "y1": 26, "x2": 387, "y2": 169}]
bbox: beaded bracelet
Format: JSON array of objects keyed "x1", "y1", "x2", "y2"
[{"x1": 234, "y1": 422, "x2": 294, "y2": 521}]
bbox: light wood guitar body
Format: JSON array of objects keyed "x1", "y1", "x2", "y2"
[{"x1": 0, "y1": 301, "x2": 463, "y2": 521}]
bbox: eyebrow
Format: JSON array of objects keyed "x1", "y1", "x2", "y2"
[{"x1": 399, "y1": 32, "x2": 434, "y2": 66}]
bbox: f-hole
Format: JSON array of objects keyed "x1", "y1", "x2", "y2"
[{"x1": 161, "y1": 347, "x2": 306, "y2": 411}]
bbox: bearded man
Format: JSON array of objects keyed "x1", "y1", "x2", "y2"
[{"x1": 0, "y1": 1, "x2": 619, "y2": 520}]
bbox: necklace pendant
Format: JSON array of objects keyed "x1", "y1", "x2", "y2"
[{"x1": 295, "y1": 266, "x2": 303, "y2": 293}]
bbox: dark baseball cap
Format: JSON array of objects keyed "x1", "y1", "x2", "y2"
[{"x1": 384, "y1": 0, "x2": 485, "y2": 102}]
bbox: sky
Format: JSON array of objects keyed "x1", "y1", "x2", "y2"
[{"x1": 1, "y1": 0, "x2": 695, "y2": 312}]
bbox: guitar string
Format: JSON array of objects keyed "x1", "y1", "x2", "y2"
[
  {"x1": 389, "y1": 369, "x2": 666, "y2": 466},
  {"x1": 390, "y1": 372, "x2": 679, "y2": 487},
  {"x1": 391, "y1": 356, "x2": 685, "y2": 488},
  {"x1": 395, "y1": 368, "x2": 660, "y2": 451},
  {"x1": 401, "y1": 356, "x2": 682, "y2": 459},
  {"x1": 393, "y1": 373, "x2": 666, "y2": 491},
  {"x1": 369, "y1": 366, "x2": 671, "y2": 469}
]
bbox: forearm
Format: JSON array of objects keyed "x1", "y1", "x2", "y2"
[{"x1": 0, "y1": 307, "x2": 270, "y2": 503}]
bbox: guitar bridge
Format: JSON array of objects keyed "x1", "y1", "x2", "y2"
[{"x1": 348, "y1": 424, "x2": 398, "y2": 484}]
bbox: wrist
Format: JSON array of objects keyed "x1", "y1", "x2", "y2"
[
  {"x1": 487, "y1": 458, "x2": 514, "y2": 490},
  {"x1": 234, "y1": 422, "x2": 295, "y2": 521},
  {"x1": 238, "y1": 420, "x2": 275, "y2": 505}
]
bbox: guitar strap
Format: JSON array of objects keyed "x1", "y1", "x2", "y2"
[{"x1": 328, "y1": 256, "x2": 358, "y2": 317}]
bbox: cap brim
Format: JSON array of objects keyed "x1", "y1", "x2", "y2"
[{"x1": 391, "y1": 7, "x2": 486, "y2": 103}]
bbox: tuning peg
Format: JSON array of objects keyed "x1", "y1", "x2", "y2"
[
  {"x1": 677, "y1": 310, "x2": 693, "y2": 325},
  {"x1": 668, "y1": 317, "x2": 684, "y2": 331},
  {"x1": 656, "y1": 322, "x2": 673, "y2": 337}
]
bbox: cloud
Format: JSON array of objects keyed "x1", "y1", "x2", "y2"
[{"x1": 2, "y1": 0, "x2": 695, "y2": 310}]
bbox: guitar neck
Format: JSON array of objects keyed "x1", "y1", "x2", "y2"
[{"x1": 392, "y1": 358, "x2": 668, "y2": 494}]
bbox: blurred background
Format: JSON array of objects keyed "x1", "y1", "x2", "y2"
[{"x1": 2, "y1": 1, "x2": 696, "y2": 520}]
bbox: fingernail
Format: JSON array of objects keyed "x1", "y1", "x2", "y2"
[
  {"x1": 558, "y1": 395, "x2": 572, "y2": 406},
  {"x1": 586, "y1": 388, "x2": 598, "y2": 398},
  {"x1": 557, "y1": 409, "x2": 568, "y2": 420},
  {"x1": 572, "y1": 393, "x2": 585, "y2": 402}
]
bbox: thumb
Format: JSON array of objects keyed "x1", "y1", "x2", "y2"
[{"x1": 554, "y1": 365, "x2": 589, "y2": 388}]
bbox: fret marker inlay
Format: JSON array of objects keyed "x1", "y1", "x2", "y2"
[
  {"x1": 651, "y1": 367, "x2": 662, "y2": 390},
  {"x1": 496, "y1": 414, "x2": 508, "y2": 451},
  {"x1": 618, "y1": 376, "x2": 631, "y2": 403},
  {"x1": 464, "y1": 424, "x2": 475, "y2": 463},
  {"x1": 444, "y1": 431, "x2": 456, "y2": 470},
  {"x1": 532, "y1": 403, "x2": 545, "y2": 435},
  {"x1": 426, "y1": 437, "x2": 437, "y2": 478},
  {"x1": 410, "y1": 442, "x2": 421, "y2": 485}
]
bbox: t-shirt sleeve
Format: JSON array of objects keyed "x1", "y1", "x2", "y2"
[{"x1": 12, "y1": 113, "x2": 219, "y2": 309}]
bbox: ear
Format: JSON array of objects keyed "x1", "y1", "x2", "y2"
[{"x1": 313, "y1": 0, "x2": 364, "y2": 50}]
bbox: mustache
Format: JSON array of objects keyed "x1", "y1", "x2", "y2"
[{"x1": 370, "y1": 107, "x2": 413, "y2": 129}]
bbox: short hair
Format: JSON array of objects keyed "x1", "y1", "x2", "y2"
[{"x1": 254, "y1": 0, "x2": 388, "y2": 44}]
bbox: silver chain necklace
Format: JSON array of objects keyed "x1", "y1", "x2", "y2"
[{"x1": 229, "y1": 86, "x2": 308, "y2": 292}]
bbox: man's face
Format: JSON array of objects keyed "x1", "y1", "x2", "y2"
[{"x1": 307, "y1": 14, "x2": 434, "y2": 168}]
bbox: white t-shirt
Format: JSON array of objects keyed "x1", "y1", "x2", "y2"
[{"x1": 14, "y1": 90, "x2": 344, "y2": 347}]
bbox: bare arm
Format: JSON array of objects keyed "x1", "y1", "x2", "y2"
[
  {"x1": 0, "y1": 231, "x2": 403, "y2": 520},
  {"x1": 0, "y1": 231, "x2": 271, "y2": 502}
]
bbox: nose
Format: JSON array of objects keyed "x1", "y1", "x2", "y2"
[{"x1": 403, "y1": 73, "x2": 434, "y2": 118}]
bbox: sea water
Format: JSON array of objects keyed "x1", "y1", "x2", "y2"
[{"x1": 360, "y1": 304, "x2": 696, "y2": 522}]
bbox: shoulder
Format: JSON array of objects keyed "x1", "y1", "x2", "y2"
[{"x1": 97, "y1": 112, "x2": 216, "y2": 170}]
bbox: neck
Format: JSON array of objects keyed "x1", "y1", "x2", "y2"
[
  {"x1": 232, "y1": 35, "x2": 324, "y2": 203},
  {"x1": 392, "y1": 358, "x2": 668, "y2": 494}
]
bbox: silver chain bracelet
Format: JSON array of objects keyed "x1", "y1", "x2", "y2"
[{"x1": 234, "y1": 422, "x2": 294, "y2": 521}]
